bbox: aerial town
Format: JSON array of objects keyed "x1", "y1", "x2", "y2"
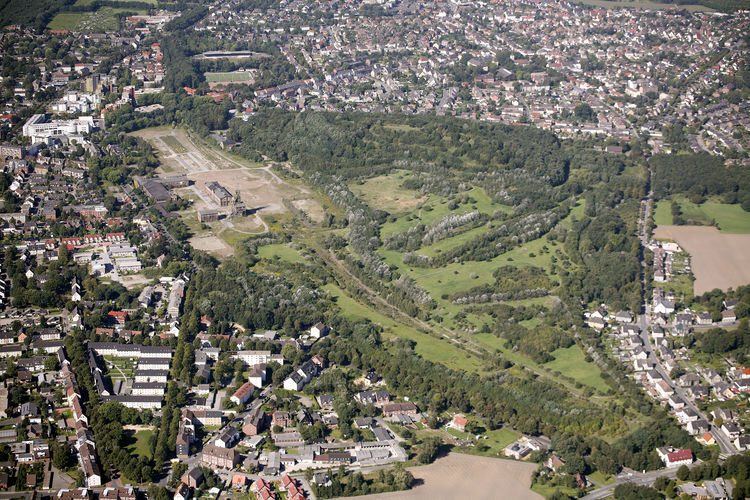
[{"x1": 0, "y1": 0, "x2": 748, "y2": 498}]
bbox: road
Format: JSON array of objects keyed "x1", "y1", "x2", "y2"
[
  {"x1": 582, "y1": 463, "x2": 700, "y2": 499},
  {"x1": 634, "y1": 177, "x2": 737, "y2": 458}
]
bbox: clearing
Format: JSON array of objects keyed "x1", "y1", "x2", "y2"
[
  {"x1": 654, "y1": 198, "x2": 750, "y2": 234},
  {"x1": 256, "y1": 243, "x2": 306, "y2": 264},
  {"x1": 654, "y1": 225, "x2": 750, "y2": 294},
  {"x1": 350, "y1": 172, "x2": 427, "y2": 214},
  {"x1": 337, "y1": 453, "x2": 541, "y2": 500},
  {"x1": 544, "y1": 345, "x2": 610, "y2": 393}
]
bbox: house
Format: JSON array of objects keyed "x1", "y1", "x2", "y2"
[
  {"x1": 215, "y1": 426, "x2": 239, "y2": 448},
  {"x1": 654, "y1": 299, "x2": 675, "y2": 315},
  {"x1": 310, "y1": 323, "x2": 330, "y2": 338},
  {"x1": 248, "y1": 365, "x2": 266, "y2": 388},
  {"x1": 655, "y1": 380, "x2": 674, "y2": 399},
  {"x1": 545, "y1": 455, "x2": 565, "y2": 472},
  {"x1": 723, "y1": 299, "x2": 739, "y2": 310},
  {"x1": 182, "y1": 467, "x2": 204, "y2": 488},
  {"x1": 382, "y1": 402, "x2": 418, "y2": 418},
  {"x1": 317, "y1": 394, "x2": 334, "y2": 410},
  {"x1": 201, "y1": 444, "x2": 239, "y2": 469},
  {"x1": 449, "y1": 414, "x2": 468, "y2": 432},
  {"x1": 272, "y1": 411, "x2": 293, "y2": 428},
  {"x1": 697, "y1": 312, "x2": 713, "y2": 325},
  {"x1": 699, "y1": 432, "x2": 715, "y2": 446},
  {"x1": 614, "y1": 311, "x2": 633, "y2": 323},
  {"x1": 722, "y1": 310, "x2": 737, "y2": 323},
  {"x1": 586, "y1": 316, "x2": 606, "y2": 330},
  {"x1": 657, "y1": 447, "x2": 693, "y2": 467},
  {"x1": 734, "y1": 436, "x2": 750, "y2": 451},
  {"x1": 232, "y1": 474, "x2": 248, "y2": 488},
  {"x1": 721, "y1": 422, "x2": 741, "y2": 439},
  {"x1": 686, "y1": 419, "x2": 709, "y2": 435},
  {"x1": 174, "y1": 483, "x2": 190, "y2": 500},
  {"x1": 230, "y1": 381, "x2": 255, "y2": 406},
  {"x1": 242, "y1": 407, "x2": 266, "y2": 436}
]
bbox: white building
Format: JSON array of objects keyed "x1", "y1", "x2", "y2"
[{"x1": 22, "y1": 114, "x2": 101, "y2": 144}]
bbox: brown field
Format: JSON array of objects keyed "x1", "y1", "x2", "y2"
[
  {"x1": 189, "y1": 235, "x2": 234, "y2": 257},
  {"x1": 338, "y1": 454, "x2": 541, "y2": 500},
  {"x1": 654, "y1": 225, "x2": 750, "y2": 295}
]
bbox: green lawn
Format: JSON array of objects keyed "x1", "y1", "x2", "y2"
[
  {"x1": 323, "y1": 283, "x2": 485, "y2": 373},
  {"x1": 257, "y1": 243, "x2": 305, "y2": 264},
  {"x1": 124, "y1": 430, "x2": 154, "y2": 460},
  {"x1": 588, "y1": 470, "x2": 616, "y2": 486},
  {"x1": 655, "y1": 198, "x2": 750, "y2": 233},
  {"x1": 654, "y1": 200, "x2": 673, "y2": 226},
  {"x1": 544, "y1": 345, "x2": 610, "y2": 393}
]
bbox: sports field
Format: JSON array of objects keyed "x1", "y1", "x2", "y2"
[{"x1": 205, "y1": 71, "x2": 255, "y2": 83}]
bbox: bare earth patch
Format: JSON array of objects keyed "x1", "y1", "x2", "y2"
[
  {"x1": 654, "y1": 225, "x2": 750, "y2": 295},
  {"x1": 189, "y1": 235, "x2": 234, "y2": 257},
  {"x1": 338, "y1": 453, "x2": 541, "y2": 500}
]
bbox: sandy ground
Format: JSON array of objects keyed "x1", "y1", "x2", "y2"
[
  {"x1": 654, "y1": 225, "x2": 750, "y2": 294},
  {"x1": 190, "y1": 235, "x2": 235, "y2": 257},
  {"x1": 338, "y1": 453, "x2": 542, "y2": 500}
]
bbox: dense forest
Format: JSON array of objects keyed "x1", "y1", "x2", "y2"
[{"x1": 651, "y1": 152, "x2": 750, "y2": 211}]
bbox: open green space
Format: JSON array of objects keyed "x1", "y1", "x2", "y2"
[
  {"x1": 383, "y1": 236, "x2": 558, "y2": 303},
  {"x1": 379, "y1": 185, "x2": 512, "y2": 239},
  {"x1": 323, "y1": 283, "x2": 485, "y2": 373},
  {"x1": 124, "y1": 429, "x2": 154, "y2": 460},
  {"x1": 256, "y1": 243, "x2": 305, "y2": 264},
  {"x1": 350, "y1": 172, "x2": 427, "y2": 214},
  {"x1": 655, "y1": 197, "x2": 750, "y2": 233},
  {"x1": 543, "y1": 345, "x2": 610, "y2": 393},
  {"x1": 48, "y1": 6, "x2": 147, "y2": 31}
]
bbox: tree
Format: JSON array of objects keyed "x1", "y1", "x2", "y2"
[
  {"x1": 52, "y1": 442, "x2": 74, "y2": 470},
  {"x1": 676, "y1": 464, "x2": 690, "y2": 481}
]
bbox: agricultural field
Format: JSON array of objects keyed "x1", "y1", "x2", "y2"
[
  {"x1": 654, "y1": 225, "x2": 750, "y2": 294},
  {"x1": 337, "y1": 453, "x2": 541, "y2": 500}
]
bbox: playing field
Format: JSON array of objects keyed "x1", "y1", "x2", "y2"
[
  {"x1": 654, "y1": 225, "x2": 750, "y2": 294},
  {"x1": 337, "y1": 453, "x2": 542, "y2": 500},
  {"x1": 205, "y1": 71, "x2": 255, "y2": 83}
]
